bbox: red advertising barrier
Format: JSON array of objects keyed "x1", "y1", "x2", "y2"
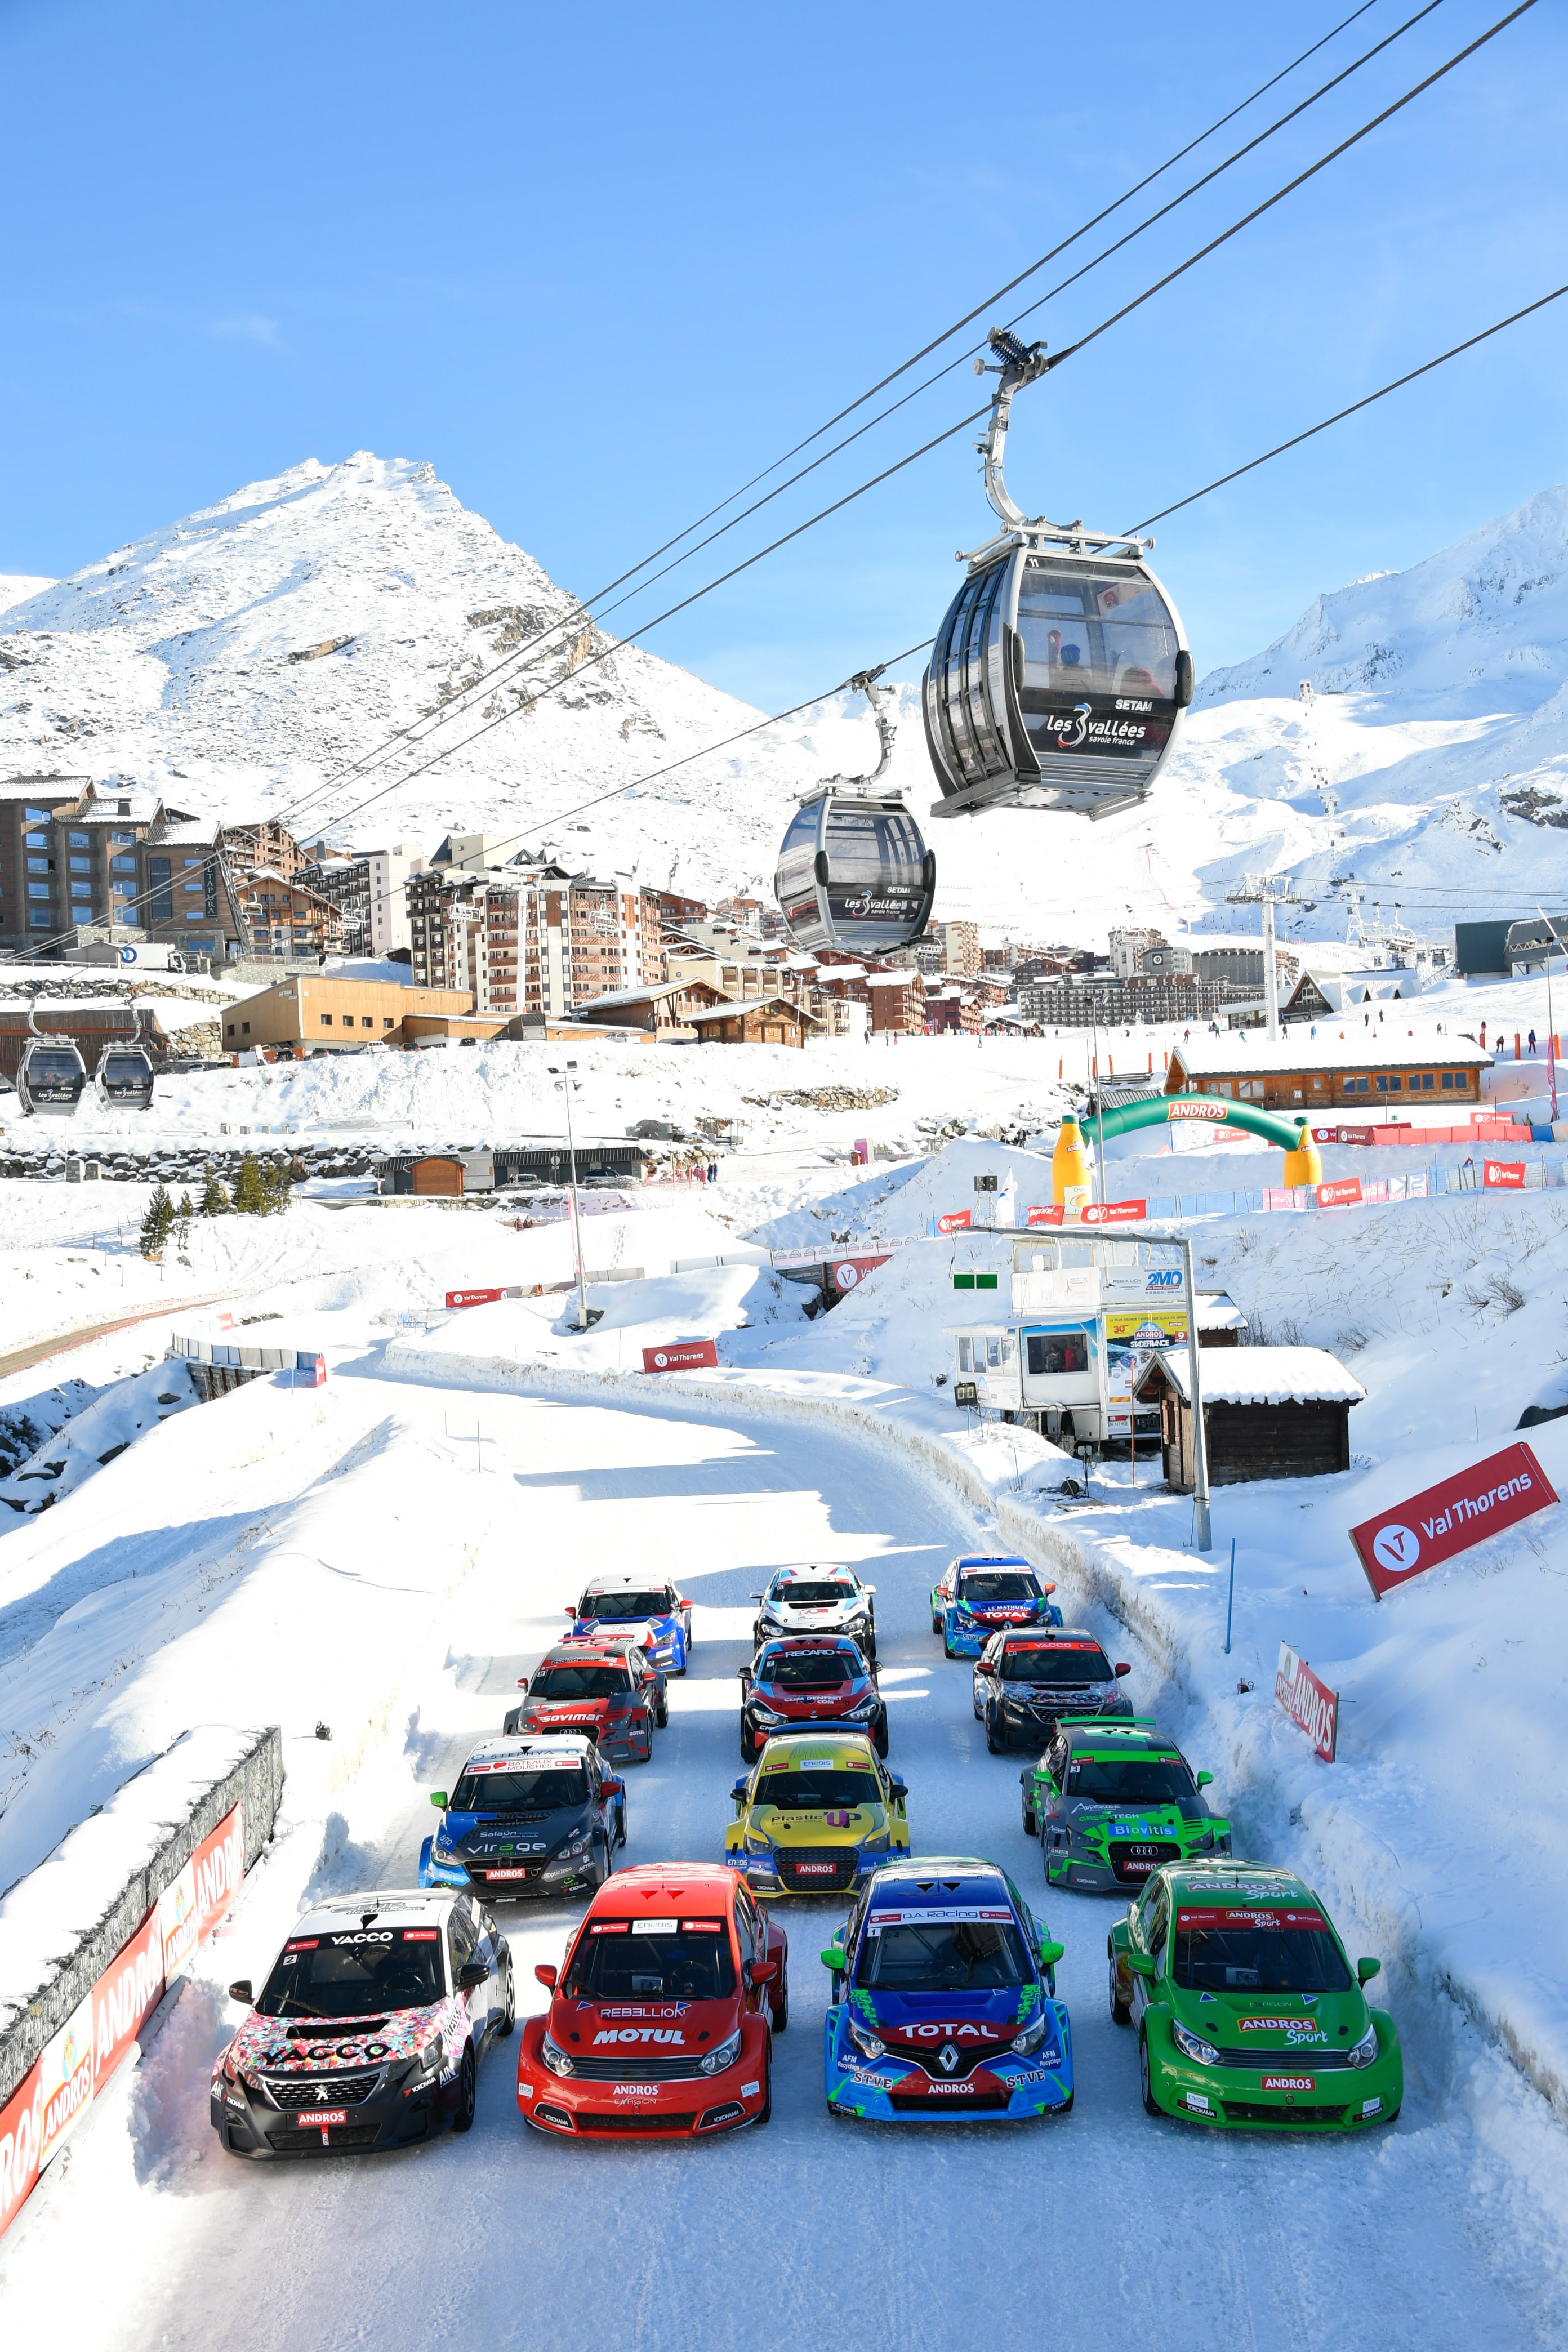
[
  {"x1": 1, "y1": 1802, "x2": 246, "y2": 2240},
  {"x1": 1484, "y1": 1160, "x2": 1525, "y2": 1190},
  {"x1": 830, "y1": 1254, "x2": 892, "y2": 1293},
  {"x1": 1275, "y1": 1642, "x2": 1339, "y2": 1761},
  {"x1": 1349, "y1": 1442, "x2": 1558, "y2": 1600},
  {"x1": 642, "y1": 1341, "x2": 719, "y2": 1374},
  {"x1": 1317, "y1": 1178, "x2": 1362, "y2": 1208},
  {"x1": 1026, "y1": 1200, "x2": 1146, "y2": 1227},
  {"x1": 446, "y1": 1287, "x2": 508, "y2": 1309}
]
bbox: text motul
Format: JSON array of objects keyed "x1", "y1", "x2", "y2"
[{"x1": 594, "y1": 2026, "x2": 687, "y2": 2045}]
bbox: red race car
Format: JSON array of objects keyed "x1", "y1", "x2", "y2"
[
  {"x1": 517, "y1": 1863, "x2": 787, "y2": 2140},
  {"x1": 504, "y1": 1641, "x2": 665, "y2": 1765},
  {"x1": 738, "y1": 1635, "x2": 886, "y2": 1761}
]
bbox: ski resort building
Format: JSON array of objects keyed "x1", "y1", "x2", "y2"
[
  {"x1": 220, "y1": 974, "x2": 473, "y2": 1052},
  {"x1": 1166, "y1": 1034, "x2": 1492, "y2": 1112},
  {"x1": 1134, "y1": 1346, "x2": 1366, "y2": 1487},
  {"x1": 407, "y1": 854, "x2": 662, "y2": 1019}
]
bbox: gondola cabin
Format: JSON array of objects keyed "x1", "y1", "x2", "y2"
[
  {"x1": 774, "y1": 789, "x2": 935, "y2": 958},
  {"x1": 924, "y1": 546, "x2": 1192, "y2": 822}
]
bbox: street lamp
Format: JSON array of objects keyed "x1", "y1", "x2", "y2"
[{"x1": 548, "y1": 1060, "x2": 591, "y2": 1333}]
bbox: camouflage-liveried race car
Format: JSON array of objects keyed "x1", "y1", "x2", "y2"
[{"x1": 1021, "y1": 1718, "x2": 1230, "y2": 1892}]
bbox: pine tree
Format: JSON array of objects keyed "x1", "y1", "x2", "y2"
[
  {"x1": 140, "y1": 1183, "x2": 175, "y2": 1260},
  {"x1": 201, "y1": 1162, "x2": 231, "y2": 1217},
  {"x1": 174, "y1": 1192, "x2": 194, "y2": 1249},
  {"x1": 233, "y1": 1152, "x2": 268, "y2": 1215},
  {"x1": 262, "y1": 1160, "x2": 294, "y2": 1215}
]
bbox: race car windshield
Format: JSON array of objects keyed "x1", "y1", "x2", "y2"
[
  {"x1": 763, "y1": 1652, "x2": 854, "y2": 1690},
  {"x1": 531, "y1": 1666, "x2": 629, "y2": 1699},
  {"x1": 1001, "y1": 1646, "x2": 1113, "y2": 1685},
  {"x1": 960, "y1": 1572, "x2": 1039, "y2": 1603},
  {"x1": 1174, "y1": 1925, "x2": 1353, "y2": 1994},
  {"x1": 450, "y1": 1767, "x2": 590, "y2": 1811},
  {"x1": 1066, "y1": 1756, "x2": 1193, "y2": 1802},
  {"x1": 857, "y1": 1919, "x2": 1030, "y2": 1992},
  {"x1": 565, "y1": 1928, "x2": 736, "y2": 2001},
  {"x1": 256, "y1": 1932, "x2": 445, "y2": 2017},
  {"x1": 775, "y1": 1582, "x2": 857, "y2": 1605},
  {"x1": 585, "y1": 1592, "x2": 668, "y2": 1621},
  {"x1": 755, "y1": 1769, "x2": 883, "y2": 1810}
]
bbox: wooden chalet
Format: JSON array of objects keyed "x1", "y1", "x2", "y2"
[{"x1": 1135, "y1": 1345, "x2": 1365, "y2": 1488}]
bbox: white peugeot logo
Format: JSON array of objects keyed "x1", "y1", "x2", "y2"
[
  {"x1": 1373, "y1": 1523, "x2": 1420, "y2": 1573},
  {"x1": 937, "y1": 2044, "x2": 960, "y2": 2074}
]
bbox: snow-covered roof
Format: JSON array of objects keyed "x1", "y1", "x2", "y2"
[
  {"x1": 152, "y1": 818, "x2": 218, "y2": 846},
  {"x1": 1140, "y1": 1344, "x2": 1366, "y2": 1406},
  {"x1": 573, "y1": 980, "x2": 712, "y2": 1013},
  {"x1": 1171, "y1": 1032, "x2": 1490, "y2": 1077},
  {"x1": 1195, "y1": 1289, "x2": 1248, "y2": 1332},
  {"x1": 0, "y1": 775, "x2": 88, "y2": 801},
  {"x1": 687, "y1": 995, "x2": 823, "y2": 1026}
]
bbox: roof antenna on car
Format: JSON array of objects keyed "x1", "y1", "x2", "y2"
[{"x1": 360, "y1": 1909, "x2": 378, "y2": 1928}]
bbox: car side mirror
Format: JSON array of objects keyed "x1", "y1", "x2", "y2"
[
  {"x1": 747, "y1": 1959, "x2": 778, "y2": 1986},
  {"x1": 456, "y1": 1960, "x2": 488, "y2": 1991},
  {"x1": 534, "y1": 1963, "x2": 559, "y2": 1990},
  {"x1": 516, "y1": 1676, "x2": 530, "y2": 1688},
  {"x1": 1114, "y1": 1662, "x2": 1132, "y2": 1677},
  {"x1": 1195, "y1": 1770, "x2": 1214, "y2": 1788},
  {"x1": 565, "y1": 1606, "x2": 578, "y2": 1616},
  {"x1": 599, "y1": 1776, "x2": 623, "y2": 1799},
  {"x1": 737, "y1": 1665, "x2": 751, "y2": 1680},
  {"x1": 865, "y1": 1584, "x2": 876, "y2": 1593},
  {"x1": 1127, "y1": 1952, "x2": 1156, "y2": 1979},
  {"x1": 1357, "y1": 1957, "x2": 1382, "y2": 1986},
  {"x1": 228, "y1": 1979, "x2": 253, "y2": 2004},
  {"x1": 887, "y1": 1775, "x2": 907, "y2": 1797},
  {"x1": 820, "y1": 1946, "x2": 845, "y2": 1971},
  {"x1": 430, "y1": 1790, "x2": 448, "y2": 1810},
  {"x1": 731, "y1": 1778, "x2": 749, "y2": 1801},
  {"x1": 749, "y1": 1592, "x2": 764, "y2": 1601},
  {"x1": 1037, "y1": 1940, "x2": 1065, "y2": 1968},
  {"x1": 1041, "y1": 1580, "x2": 1056, "y2": 1593}
]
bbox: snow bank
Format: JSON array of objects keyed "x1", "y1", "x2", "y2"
[{"x1": 0, "y1": 1360, "x2": 202, "y2": 1521}]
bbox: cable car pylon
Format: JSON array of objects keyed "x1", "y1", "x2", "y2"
[{"x1": 924, "y1": 326, "x2": 1193, "y2": 823}]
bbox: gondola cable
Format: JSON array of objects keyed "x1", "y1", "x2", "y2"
[{"x1": 267, "y1": 1, "x2": 1444, "y2": 841}]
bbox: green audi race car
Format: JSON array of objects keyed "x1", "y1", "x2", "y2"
[
  {"x1": 1110, "y1": 1860, "x2": 1402, "y2": 2132},
  {"x1": 1021, "y1": 1720, "x2": 1231, "y2": 1892}
]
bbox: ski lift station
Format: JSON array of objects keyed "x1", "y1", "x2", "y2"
[{"x1": 946, "y1": 1232, "x2": 1247, "y2": 1448}]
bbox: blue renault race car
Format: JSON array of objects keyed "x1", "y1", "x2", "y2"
[
  {"x1": 930, "y1": 1556, "x2": 1062, "y2": 1658},
  {"x1": 567, "y1": 1575, "x2": 693, "y2": 1673},
  {"x1": 821, "y1": 1857, "x2": 1073, "y2": 2122}
]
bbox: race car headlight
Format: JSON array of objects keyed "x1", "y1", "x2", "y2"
[
  {"x1": 1189, "y1": 1828, "x2": 1214, "y2": 1851},
  {"x1": 952, "y1": 1607, "x2": 977, "y2": 1627},
  {"x1": 749, "y1": 1703, "x2": 785, "y2": 1726},
  {"x1": 404, "y1": 2045, "x2": 444, "y2": 2088},
  {"x1": 699, "y1": 2029, "x2": 743, "y2": 2077},
  {"x1": 431, "y1": 1833, "x2": 460, "y2": 1862},
  {"x1": 848, "y1": 2022, "x2": 885, "y2": 2061},
  {"x1": 1171, "y1": 2022, "x2": 1220, "y2": 2068},
  {"x1": 550, "y1": 1833, "x2": 591, "y2": 1864},
  {"x1": 744, "y1": 1829, "x2": 774, "y2": 1852},
  {"x1": 859, "y1": 1829, "x2": 889, "y2": 1852},
  {"x1": 1011, "y1": 2011, "x2": 1050, "y2": 2055},
  {"x1": 840, "y1": 1698, "x2": 877, "y2": 1719},
  {"x1": 1346, "y1": 2022, "x2": 1380, "y2": 2070},
  {"x1": 540, "y1": 2034, "x2": 576, "y2": 2078}
]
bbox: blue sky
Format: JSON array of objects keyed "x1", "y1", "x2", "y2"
[{"x1": 2, "y1": 0, "x2": 1565, "y2": 711}]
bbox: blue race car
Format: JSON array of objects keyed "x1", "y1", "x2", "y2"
[
  {"x1": 567, "y1": 1575, "x2": 693, "y2": 1673},
  {"x1": 420, "y1": 1734, "x2": 625, "y2": 1900},
  {"x1": 822, "y1": 1858, "x2": 1072, "y2": 2123},
  {"x1": 930, "y1": 1554, "x2": 1062, "y2": 1658}
]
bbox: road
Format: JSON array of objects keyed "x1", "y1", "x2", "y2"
[{"x1": 14, "y1": 1384, "x2": 1555, "y2": 2351}]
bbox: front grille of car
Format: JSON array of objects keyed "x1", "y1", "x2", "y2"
[
  {"x1": 1220, "y1": 2100, "x2": 1351, "y2": 2126},
  {"x1": 1107, "y1": 1839, "x2": 1183, "y2": 1883},
  {"x1": 574, "y1": 2110, "x2": 696, "y2": 2133},
  {"x1": 1213, "y1": 2044, "x2": 1356, "y2": 2069},
  {"x1": 569, "y1": 2051, "x2": 707, "y2": 2081},
  {"x1": 777, "y1": 1848, "x2": 858, "y2": 1891},
  {"x1": 261, "y1": 2070, "x2": 382, "y2": 2109},
  {"x1": 888, "y1": 2090, "x2": 1011, "y2": 2114},
  {"x1": 881, "y1": 2042, "x2": 1009, "y2": 2080},
  {"x1": 266, "y1": 2122, "x2": 383, "y2": 2151}
]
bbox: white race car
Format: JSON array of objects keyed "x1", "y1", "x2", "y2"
[{"x1": 750, "y1": 1566, "x2": 877, "y2": 1660}]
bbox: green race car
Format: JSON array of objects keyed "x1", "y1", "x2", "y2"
[
  {"x1": 1109, "y1": 1859, "x2": 1402, "y2": 2132},
  {"x1": 1021, "y1": 1718, "x2": 1231, "y2": 1892}
]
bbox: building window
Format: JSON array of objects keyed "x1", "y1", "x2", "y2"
[
  {"x1": 27, "y1": 857, "x2": 48, "y2": 874},
  {"x1": 361, "y1": 1016, "x2": 372, "y2": 1028},
  {"x1": 112, "y1": 856, "x2": 136, "y2": 872},
  {"x1": 148, "y1": 857, "x2": 173, "y2": 920},
  {"x1": 68, "y1": 832, "x2": 88, "y2": 847},
  {"x1": 69, "y1": 855, "x2": 91, "y2": 872},
  {"x1": 1375, "y1": 1075, "x2": 1402, "y2": 1093},
  {"x1": 28, "y1": 909, "x2": 50, "y2": 928},
  {"x1": 1411, "y1": 1072, "x2": 1435, "y2": 1090},
  {"x1": 320, "y1": 1014, "x2": 332, "y2": 1025},
  {"x1": 225, "y1": 1023, "x2": 235, "y2": 1037},
  {"x1": 24, "y1": 807, "x2": 50, "y2": 822},
  {"x1": 1441, "y1": 1071, "x2": 1457, "y2": 1090},
  {"x1": 1343, "y1": 1075, "x2": 1370, "y2": 1094},
  {"x1": 27, "y1": 881, "x2": 50, "y2": 899},
  {"x1": 382, "y1": 1017, "x2": 394, "y2": 1028}
]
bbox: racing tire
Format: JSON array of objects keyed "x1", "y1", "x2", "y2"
[
  {"x1": 655, "y1": 1699, "x2": 669, "y2": 1729},
  {"x1": 1022, "y1": 1801, "x2": 1037, "y2": 1837},
  {"x1": 931, "y1": 1612, "x2": 942, "y2": 1636},
  {"x1": 741, "y1": 1728, "x2": 759, "y2": 1764},
  {"x1": 1109, "y1": 1951, "x2": 1132, "y2": 2026},
  {"x1": 614, "y1": 1801, "x2": 629, "y2": 1849},
  {"x1": 451, "y1": 2043, "x2": 478, "y2": 2134},
  {"x1": 985, "y1": 1705, "x2": 1007, "y2": 1756},
  {"x1": 594, "y1": 1837, "x2": 611, "y2": 1890},
  {"x1": 943, "y1": 1632, "x2": 958, "y2": 1659},
  {"x1": 772, "y1": 1976, "x2": 789, "y2": 2033},
  {"x1": 873, "y1": 1717, "x2": 889, "y2": 1760},
  {"x1": 1138, "y1": 2030, "x2": 1161, "y2": 2118},
  {"x1": 497, "y1": 1964, "x2": 515, "y2": 2039},
  {"x1": 755, "y1": 2052, "x2": 772, "y2": 2127}
]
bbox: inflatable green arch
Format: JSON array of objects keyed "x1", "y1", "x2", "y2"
[{"x1": 1090, "y1": 1093, "x2": 1311, "y2": 1150}]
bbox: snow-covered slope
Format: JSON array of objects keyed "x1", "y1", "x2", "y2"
[{"x1": 6, "y1": 456, "x2": 1568, "y2": 942}]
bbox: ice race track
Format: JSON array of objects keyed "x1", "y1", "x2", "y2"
[{"x1": 1, "y1": 1362, "x2": 1558, "y2": 2352}]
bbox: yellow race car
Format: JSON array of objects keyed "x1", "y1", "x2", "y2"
[{"x1": 724, "y1": 1731, "x2": 909, "y2": 1897}]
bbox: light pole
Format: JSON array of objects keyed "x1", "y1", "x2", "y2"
[{"x1": 549, "y1": 1060, "x2": 590, "y2": 1333}]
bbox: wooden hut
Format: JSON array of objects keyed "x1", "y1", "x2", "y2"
[{"x1": 1134, "y1": 1346, "x2": 1365, "y2": 1488}]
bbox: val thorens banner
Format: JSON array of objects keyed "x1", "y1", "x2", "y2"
[
  {"x1": 0, "y1": 1803, "x2": 246, "y2": 2240},
  {"x1": 1349, "y1": 1444, "x2": 1559, "y2": 1599}
]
